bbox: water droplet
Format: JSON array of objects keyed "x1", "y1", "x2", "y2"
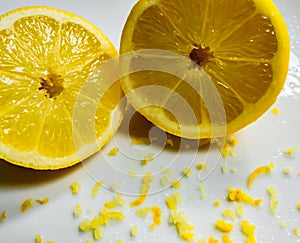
[{"x1": 3, "y1": 128, "x2": 10, "y2": 134}]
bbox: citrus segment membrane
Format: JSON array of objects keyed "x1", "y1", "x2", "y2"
[
  {"x1": 0, "y1": 7, "x2": 123, "y2": 169},
  {"x1": 120, "y1": 0, "x2": 290, "y2": 139}
]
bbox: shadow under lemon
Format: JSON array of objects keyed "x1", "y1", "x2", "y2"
[
  {"x1": 0, "y1": 158, "x2": 81, "y2": 186},
  {"x1": 126, "y1": 105, "x2": 215, "y2": 153}
]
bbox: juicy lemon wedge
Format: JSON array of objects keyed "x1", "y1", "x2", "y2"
[
  {"x1": 0, "y1": 6, "x2": 124, "y2": 169},
  {"x1": 120, "y1": 0, "x2": 290, "y2": 139}
]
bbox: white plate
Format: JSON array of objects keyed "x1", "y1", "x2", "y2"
[{"x1": 0, "y1": 0, "x2": 300, "y2": 242}]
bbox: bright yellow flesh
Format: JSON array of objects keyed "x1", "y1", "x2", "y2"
[
  {"x1": 120, "y1": 0, "x2": 290, "y2": 139},
  {"x1": 0, "y1": 7, "x2": 123, "y2": 169}
]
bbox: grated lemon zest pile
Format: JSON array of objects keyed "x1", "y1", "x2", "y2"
[
  {"x1": 247, "y1": 164, "x2": 274, "y2": 189},
  {"x1": 0, "y1": 210, "x2": 7, "y2": 222},
  {"x1": 79, "y1": 198, "x2": 125, "y2": 240},
  {"x1": 168, "y1": 211, "x2": 195, "y2": 241},
  {"x1": 86, "y1": 239, "x2": 93, "y2": 243},
  {"x1": 116, "y1": 240, "x2": 122, "y2": 243},
  {"x1": 130, "y1": 172, "x2": 153, "y2": 207},
  {"x1": 21, "y1": 198, "x2": 34, "y2": 212},
  {"x1": 71, "y1": 182, "x2": 81, "y2": 195},
  {"x1": 241, "y1": 220, "x2": 256, "y2": 243},
  {"x1": 92, "y1": 181, "x2": 104, "y2": 198},
  {"x1": 108, "y1": 147, "x2": 120, "y2": 156},
  {"x1": 73, "y1": 204, "x2": 83, "y2": 217},
  {"x1": 215, "y1": 220, "x2": 234, "y2": 233},
  {"x1": 267, "y1": 187, "x2": 279, "y2": 214},
  {"x1": 227, "y1": 187, "x2": 262, "y2": 206}
]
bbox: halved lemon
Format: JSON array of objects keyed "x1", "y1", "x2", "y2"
[
  {"x1": 120, "y1": 0, "x2": 290, "y2": 139},
  {"x1": 0, "y1": 6, "x2": 124, "y2": 169}
]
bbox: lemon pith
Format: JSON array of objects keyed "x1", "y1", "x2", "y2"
[
  {"x1": 120, "y1": 0, "x2": 290, "y2": 139},
  {"x1": 0, "y1": 6, "x2": 123, "y2": 169}
]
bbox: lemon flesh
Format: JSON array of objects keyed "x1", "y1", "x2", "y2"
[{"x1": 0, "y1": 7, "x2": 123, "y2": 169}]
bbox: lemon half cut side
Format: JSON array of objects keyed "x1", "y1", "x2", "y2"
[
  {"x1": 120, "y1": 0, "x2": 290, "y2": 139},
  {"x1": 0, "y1": 6, "x2": 124, "y2": 169}
]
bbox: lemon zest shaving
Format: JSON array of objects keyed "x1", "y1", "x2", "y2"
[
  {"x1": 150, "y1": 206, "x2": 162, "y2": 229},
  {"x1": 92, "y1": 181, "x2": 104, "y2": 198},
  {"x1": 71, "y1": 182, "x2": 81, "y2": 195},
  {"x1": 267, "y1": 187, "x2": 279, "y2": 214},
  {"x1": 130, "y1": 225, "x2": 138, "y2": 237},
  {"x1": 130, "y1": 172, "x2": 153, "y2": 207},
  {"x1": 236, "y1": 205, "x2": 245, "y2": 217},
  {"x1": 272, "y1": 107, "x2": 280, "y2": 115},
  {"x1": 108, "y1": 147, "x2": 119, "y2": 156},
  {"x1": 222, "y1": 234, "x2": 233, "y2": 243},
  {"x1": 196, "y1": 163, "x2": 208, "y2": 170},
  {"x1": 73, "y1": 204, "x2": 83, "y2": 217},
  {"x1": 21, "y1": 198, "x2": 34, "y2": 212},
  {"x1": 35, "y1": 234, "x2": 42, "y2": 243},
  {"x1": 223, "y1": 209, "x2": 236, "y2": 220},
  {"x1": 208, "y1": 236, "x2": 220, "y2": 243},
  {"x1": 247, "y1": 164, "x2": 274, "y2": 189},
  {"x1": 215, "y1": 220, "x2": 234, "y2": 233},
  {"x1": 136, "y1": 207, "x2": 150, "y2": 217},
  {"x1": 171, "y1": 180, "x2": 181, "y2": 189},
  {"x1": 241, "y1": 220, "x2": 256, "y2": 243},
  {"x1": 0, "y1": 210, "x2": 7, "y2": 222},
  {"x1": 227, "y1": 187, "x2": 262, "y2": 206},
  {"x1": 36, "y1": 197, "x2": 49, "y2": 205}
]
